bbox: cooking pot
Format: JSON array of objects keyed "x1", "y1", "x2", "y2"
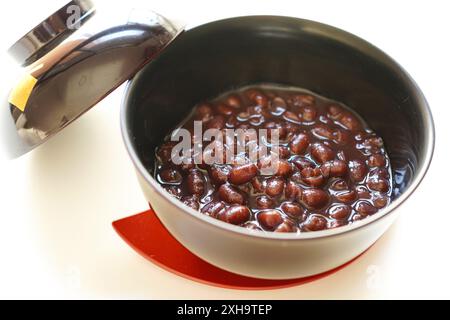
[
  {"x1": 2, "y1": 2, "x2": 434, "y2": 279},
  {"x1": 121, "y1": 16, "x2": 434, "y2": 279}
]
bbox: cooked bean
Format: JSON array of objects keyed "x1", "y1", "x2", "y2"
[
  {"x1": 265, "y1": 177, "x2": 285, "y2": 197},
  {"x1": 328, "y1": 204, "x2": 351, "y2": 220},
  {"x1": 159, "y1": 168, "x2": 182, "y2": 184},
  {"x1": 281, "y1": 202, "x2": 304, "y2": 219},
  {"x1": 289, "y1": 133, "x2": 309, "y2": 154},
  {"x1": 301, "y1": 189, "x2": 330, "y2": 209},
  {"x1": 335, "y1": 189, "x2": 357, "y2": 204},
  {"x1": 320, "y1": 160, "x2": 347, "y2": 177},
  {"x1": 229, "y1": 163, "x2": 258, "y2": 185},
  {"x1": 218, "y1": 184, "x2": 245, "y2": 204},
  {"x1": 202, "y1": 201, "x2": 226, "y2": 217},
  {"x1": 256, "y1": 195, "x2": 275, "y2": 209},
  {"x1": 257, "y1": 210, "x2": 284, "y2": 230},
  {"x1": 209, "y1": 164, "x2": 230, "y2": 185},
  {"x1": 181, "y1": 196, "x2": 200, "y2": 210},
  {"x1": 367, "y1": 177, "x2": 390, "y2": 193},
  {"x1": 301, "y1": 167, "x2": 325, "y2": 187},
  {"x1": 311, "y1": 143, "x2": 335, "y2": 163},
  {"x1": 355, "y1": 201, "x2": 377, "y2": 216},
  {"x1": 217, "y1": 205, "x2": 251, "y2": 225},
  {"x1": 349, "y1": 159, "x2": 367, "y2": 182},
  {"x1": 186, "y1": 170, "x2": 205, "y2": 196},
  {"x1": 285, "y1": 180, "x2": 302, "y2": 200},
  {"x1": 303, "y1": 215, "x2": 327, "y2": 231}
]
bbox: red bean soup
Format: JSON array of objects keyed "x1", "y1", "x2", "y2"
[{"x1": 154, "y1": 85, "x2": 393, "y2": 233}]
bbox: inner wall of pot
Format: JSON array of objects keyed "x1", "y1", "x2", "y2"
[{"x1": 125, "y1": 16, "x2": 429, "y2": 199}]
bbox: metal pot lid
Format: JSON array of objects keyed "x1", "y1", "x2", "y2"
[{"x1": 1, "y1": 0, "x2": 183, "y2": 158}]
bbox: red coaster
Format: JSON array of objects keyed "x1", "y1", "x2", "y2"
[{"x1": 113, "y1": 208, "x2": 366, "y2": 290}]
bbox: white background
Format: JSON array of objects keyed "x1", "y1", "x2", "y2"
[{"x1": 0, "y1": 0, "x2": 448, "y2": 299}]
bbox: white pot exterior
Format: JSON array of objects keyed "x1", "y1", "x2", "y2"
[
  {"x1": 137, "y1": 173, "x2": 398, "y2": 280},
  {"x1": 119, "y1": 16, "x2": 434, "y2": 281}
]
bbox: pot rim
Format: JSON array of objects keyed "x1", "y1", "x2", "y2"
[{"x1": 120, "y1": 15, "x2": 435, "y2": 241}]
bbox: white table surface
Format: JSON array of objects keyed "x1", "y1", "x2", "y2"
[{"x1": 0, "y1": 0, "x2": 448, "y2": 299}]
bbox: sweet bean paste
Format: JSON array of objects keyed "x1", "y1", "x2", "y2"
[{"x1": 154, "y1": 85, "x2": 392, "y2": 233}]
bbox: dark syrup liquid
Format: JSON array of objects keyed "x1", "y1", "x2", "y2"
[{"x1": 154, "y1": 84, "x2": 393, "y2": 233}]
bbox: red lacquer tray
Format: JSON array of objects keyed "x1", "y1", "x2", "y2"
[{"x1": 113, "y1": 207, "x2": 369, "y2": 290}]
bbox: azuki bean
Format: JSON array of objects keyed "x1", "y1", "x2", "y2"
[
  {"x1": 206, "y1": 115, "x2": 226, "y2": 130},
  {"x1": 186, "y1": 170, "x2": 205, "y2": 196},
  {"x1": 216, "y1": 103, "x2": 234, "y2": 116},
  {"x1": 339, "y1": 114, "x2": 361, "y2": 131},
  {"x1": 300, "y1": 189, "x2": 330, "y2": 209},
  {"x1": 257, "y1": 210, "x2": 284, "y2": 230},
  {"x1": 250, "y1": 176, "x2": 265, "y2": 193},
  {"x1": 328, "y1": 204, "x2": 351, "y2": 220},
  {"x1": 265, "y1": 177, "x2": 285, "y2": 197},
  {"x1": 246, "y1": 89, "x2": 268, "y2": 107},
  {"x1": 159, "y1": 168, "x2": 182, "y2": 184},
  {"x1": 355, "y1": 201, "x2": 377, "y2": 216},
  {"x1": 290, "y1": 171, "x2": 303, "y2": 184},
  {"x1": 328, "y1": 220, "x2": 346, "y2": 229},
  {"x1": 181, "y1": 196, "x2": 200, "y2": 210},
  {"x1": 275, "y1": 159, "x2": 293, "y2": 177},
  {"x1": 334, "y1": 189, "x2": 357, "y2": 204},
  {"x1": 209, "y1": 165, "x2": 229, "y2": 185},
  {"x1": 201, "y1": 201, "x2": 226, "y2": 217},
  {"x1": 373, "y1": 195, "x2": 389, "y2": 208},
  {"x1": 311, "y1": 143, "x2": 335, "y2": 163},
  {"x1": 327, "y1": 104, "x2": 343, "y2": 120},
  {"x1": 367, "y1": 177, "x2": 390, "y2": 192},
  {"x1": 243, "y1": 221, "x2": 262, "y2": 231},
  {"x1": 275, "y1": 221, "x2": 297, "y2": 233},
  {"x1": 196, "y1": 103, "x2": 213, "y2": 122},
  {"x1": 218, "y1": 184, "x2": 245, "y2": 204},
  {"x1": 349, "y1": 159, "x2": 367, "y2": 182},
  {"x1": 281, "y1": 202, "x2": 304, "y2": 219},
  {"x1": 312, "y1": 124, "x2": 334, "y2": 139},
  {"x1": 330, "y1": 178, "x2": 349, "y2": 191},
  {"x1": 226, "y1": 94, "x2": 242, "y2": 109},
  {"x1": 370, "y1": 167, "x2": 390, "y2": 179},
  {"x1": 364, "y1": 137, "x2": 384, "y2": 149},
  {"x1": 303, "y1": 215, "x2": 327, "y2": 231},
  {"x1": 356, "y1": 185, "x2": 371, "y2": 199},
  {"x1": 300, "y1": 105, "x2": 317, "y2": 122},
  {"x1": 289, "y1": 133, "x2": 309, "y2": 154},
  {"x1": 164, "y1": 185, "x2": 181, "y2": 198},
  {"x1": 301, "y1": 167, "x2": 325, "y2": 187},
  {"x1": 368, "y1": 153, "x2": 387, "y2": 167},
  {"x1": 157, "y1": 142, "x2": 175, "y2": 164},
  {"x1": 270, "y1": 97, "x2": 287, "y2": 115},
  {"x1": 256, "y1": 195, "x2": 275, "y2": 209},
  {"x1": 320, "y1": 160, "x2": 347, "y2": 177},
  {"x1": 292, "y1": 156, "x2": 314, "y2": 171},
  {"x1": 265, "y1": 121, "x2": 287, "y2": 140},
  {"x1": 332, "y1": 129, "x2": 350, "y2": 145},
  {"x1": 285, "y1": 180, "x2": 302, "y2": 200},
  {"x1": 217, "y1": 205, "x2": 251, "y2": 225},
  {"x1": 283, "y1": 111, "x2": 301, "y2": 122},
  {"x1": 229, "y1": 163, "x2": 258, "y2": 185},
  {"x1": 292, "y1": 94, "x2": 315, "y2": 107},
  {"x1": 275, "y1": 146, "x2": 290, "y2": 159}
]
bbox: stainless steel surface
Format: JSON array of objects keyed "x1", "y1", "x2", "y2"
[
  {"x1": 7, "y1": 0, "x2": 96, "y2": 66},
  {"x1": 2, "y1": 7, "x2": 183, "y2": 159},
  {"x1": 121, "y1": 16, "x2": 435, "y2": 279}
]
